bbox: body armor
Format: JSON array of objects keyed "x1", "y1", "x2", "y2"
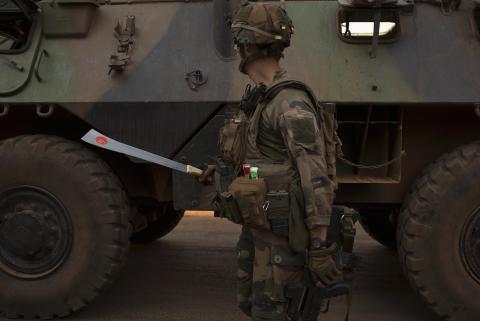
[{"x1": 216, "y1": 77, "x2": 341, "y2": 251}]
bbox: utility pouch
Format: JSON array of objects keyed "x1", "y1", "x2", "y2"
[
  {"x1": 214, "y1": 158, "x2": 237, "y2": 195},
  {"x1": 266, "y1": 191, "x2": 290, "y2": 237},
  {"x1": 213, "y1": 158, "x2": 239, "y2": 220},
  {"x1": 218, "y1": 112, "x2": 248, "y2": 165},
  {"x1": 327, "y1": 206, "x2": 359, "y2": 281},
  {"x1": 288, "y1": 180, "x2": 310, "y2": 253},
  {"x1": 228, "y1": 177, "x2": 270, "y2": 230},
  {"x1": 219, "y1": 191, "x2": 244, "y2": 224}
]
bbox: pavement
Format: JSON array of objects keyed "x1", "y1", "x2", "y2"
[{"x1": 60, "y1": 213, "x2": 440, "y2": 321}]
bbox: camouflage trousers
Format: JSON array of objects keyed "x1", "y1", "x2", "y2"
[{"x1": 236, "y1": 226, "x2": 305, "y2": 321}]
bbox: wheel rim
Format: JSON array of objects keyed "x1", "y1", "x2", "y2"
[
  {"x1": 0, "y1": 186, "x2": 73, "y2": 279},
  {"x1": 460, "y1": 206, "x2": 480, "y2": 284}
]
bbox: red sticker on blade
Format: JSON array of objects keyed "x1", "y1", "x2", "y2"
[{"x1": 96, "y1": 136, "x2": 108, "y2": 145}]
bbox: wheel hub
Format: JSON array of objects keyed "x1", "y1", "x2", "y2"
[
  {"x1": 0, "y1": 187, "x2": 72, "y2": 279},
  {"x1": 461, "y1": 207, "x2": 480, "y2": 284}
]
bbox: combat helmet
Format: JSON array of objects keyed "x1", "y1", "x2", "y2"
[{"x1": 231, "y1": 1, "x2": 294, "y2": 72}]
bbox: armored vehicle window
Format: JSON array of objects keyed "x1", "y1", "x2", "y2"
[
  {"x1": 338, "y1": 9, "x2": 400, "y2": 43},
  {"x1": 341, "y1": 22, "x2": 396, "y2": 37},
  {"x1": 0, "y1": 0, "x2": 35, "y2": 53},
  {"x1": 0, "y1": 35, "x2": 16, "y2": 50}
]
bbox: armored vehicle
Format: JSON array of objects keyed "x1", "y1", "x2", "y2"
[{"x1": 0, "y1": 0, "x2": 479, "y2": 319}]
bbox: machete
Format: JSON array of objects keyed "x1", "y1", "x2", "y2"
[{"x1": 81, "y1": 129, "x2": 203, "y2": 177}]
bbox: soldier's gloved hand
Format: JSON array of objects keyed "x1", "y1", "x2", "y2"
[
  {"x1": 197, "y1": 165, "x2": 216, "y2": 185},
  {"x1": 308, "y1": 243, "x2": 342, "y2": 288}
]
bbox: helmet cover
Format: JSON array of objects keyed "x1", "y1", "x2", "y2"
[{"x1": 231, "y1": 1, "x2": 294, "y2": 48}]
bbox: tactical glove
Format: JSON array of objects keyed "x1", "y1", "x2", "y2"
[
  {"x1": 308, "y1": 243, "x2": 342, "y2": 288},
  {"x1": 197, "y1": 165, "x2": 216, "y2": 185}
]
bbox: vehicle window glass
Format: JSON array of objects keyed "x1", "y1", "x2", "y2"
[
  {"x1": 341, "y1": 22, "x2": 396, "y2": 37},
  {"x1": 338, "y1": 9, "x2": 401, "y2": 44}
]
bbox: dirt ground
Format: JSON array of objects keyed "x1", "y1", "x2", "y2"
[{"x1": 6, "y1": 213, "x2": 441, "y2": 321}]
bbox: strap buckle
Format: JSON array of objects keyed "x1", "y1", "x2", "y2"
[{"x1": 262, "y1": 200, "x2": 270, "y2": 212}]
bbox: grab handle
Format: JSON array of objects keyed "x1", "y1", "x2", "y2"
[{"x1": 35, "y1": 49, "x2": 49, "y2": 82}]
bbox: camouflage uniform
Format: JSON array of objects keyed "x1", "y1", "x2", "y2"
[
  {"x1": 222, "y1": 2, "x2": 336, "y2": 320},
  {"x1": 235, "y1": 70, "x2": 335, "y2": 321}
]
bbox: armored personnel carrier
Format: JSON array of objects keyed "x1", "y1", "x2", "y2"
[{"x1": 0, "y1": 0, "x2": 479, "y2": 319}]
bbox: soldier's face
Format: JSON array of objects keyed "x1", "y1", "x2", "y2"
[{"x1": 235, "y1": 44, "x2": 263, "y2": 76}]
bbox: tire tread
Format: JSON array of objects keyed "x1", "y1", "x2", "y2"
[
  {"x1": 397, "y1": 142, "x2": 480, "y2": 320},
  {"x1": 0, "y1": 135, "x2": 131, "y2": 319}
]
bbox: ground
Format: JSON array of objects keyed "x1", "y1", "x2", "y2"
[{"x1": 2, "y1": 213, "x2": 441, "y2": 321}]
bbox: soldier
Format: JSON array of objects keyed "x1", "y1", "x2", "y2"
[{"x1": 204, "y1": 1, "x2": 343, "y2": 320}]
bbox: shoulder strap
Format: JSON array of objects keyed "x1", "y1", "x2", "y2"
[
  {"x1": 262, "y1": 79, "x2": 338, "y2": 118},
  {"x1": 263, "y1": 80, "x2": 319, "y2": 110}
]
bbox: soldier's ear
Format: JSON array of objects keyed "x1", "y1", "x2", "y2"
[
  {"x1": 237, "y1": 45, "x2": 247, "y2": 59},
  {"x1": 245, "y1": 43, "x2": 259, "y2": 56},
  {"x1": 238, "y1": 44, "x2": 254, "y2": 59}
]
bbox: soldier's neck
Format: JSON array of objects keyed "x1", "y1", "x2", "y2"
[{"x1": 246, "y1": 58, "x2": 282, "y2": 86}]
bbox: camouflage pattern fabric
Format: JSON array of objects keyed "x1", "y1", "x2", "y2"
[
  {"x1": 254, "y1": 70, "x2": 335, "y2": 228},
  {"x1": 227, "y1": 0, "x2": 335, "y2": 303},
  {"x1": 231, "y1": 1, "x2": 294, "y2": 48},
  {"x1": 236, "y1": 226, "x2": 305, "y2": 320},
  {"x1": 234, "y1": 71, "x2": 335, "y2": 320},
  {"x1": 236, "y1": 226, "x2": 255, "y2": 316}
]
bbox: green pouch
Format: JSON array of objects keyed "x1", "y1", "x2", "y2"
[
  {"x1": 228, "y1": 177, "x2": 270, "y2": 230},
  {"x1": 288, "y1": 181, "x2": 309, "y2": 253}
]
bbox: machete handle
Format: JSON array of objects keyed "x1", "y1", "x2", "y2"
[{"x1": 187, "y1": 165, "x2": 204, "y2": 177}]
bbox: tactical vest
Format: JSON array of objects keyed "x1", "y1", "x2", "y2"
[
  {"x1": 219, "y1": 80, "x2": 339, "y2": 184},
  {"x1": 216, "y1": 80, "x2": 340, "y2": 247}
]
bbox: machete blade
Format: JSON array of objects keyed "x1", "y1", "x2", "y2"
[{"x1": 81, "y1": 129, "x2": 203, "y2": 176}]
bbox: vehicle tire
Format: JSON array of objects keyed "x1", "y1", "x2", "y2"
[
  {"x1": 0, "y1": 135, "x2": 131, "y2": 319},
  {"x1": 359, "y1": 209, "x2": 398, "y2": 250},
  {"x1": 130, "y1": 204, "x2": 184, "y2": 244},
  {"x1": 397, "y1": 142, "x2": 480, "y2": 321}
]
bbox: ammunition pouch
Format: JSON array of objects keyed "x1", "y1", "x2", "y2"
[
  {"x1": 265, "y1": 191, "x2": 290, "y2": 237},
  {"x1": 228, "y1": 177, "x2": 270, "y2": 229},
  {"x1": 218, "y1": 112, "x2": 248, "y2": 165},
  {"x1": 217, "y1": 174, "x2": 292, "y2": 237}
]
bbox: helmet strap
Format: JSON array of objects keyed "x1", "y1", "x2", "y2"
[{"x1": 239, "y1": 49, "x2": 268, "y2": 74}]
